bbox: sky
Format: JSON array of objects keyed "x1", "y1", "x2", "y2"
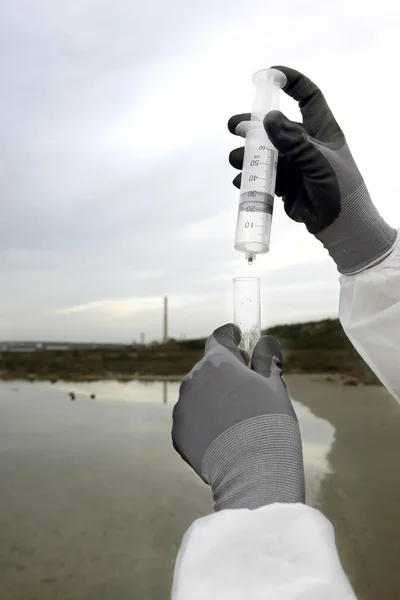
[{"x1": 1, "y1": 0, "x2": 400, "y2": 342}]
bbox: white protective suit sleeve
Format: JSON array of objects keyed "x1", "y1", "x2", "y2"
[
  {"x1": 339, "y1": 231, "x2": 400, "y2": 404},
  {"x1": 171, "y1": 504, "x2": 356, "y2": 600},
  {"x1": 172, "y1": 234, "x2": 400, "y2": 599}
]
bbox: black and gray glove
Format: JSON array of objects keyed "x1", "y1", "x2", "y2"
[
  {"x1": 229, "y1": 65, "x2": 397, "y2": 275},
  {"x1": 172, "y1": 324, "x2": 305, "y2": 511}
]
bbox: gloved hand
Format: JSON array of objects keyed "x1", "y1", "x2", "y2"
[
  {"x1": 228, "y1": 66, "x2": 397, "y2": 275},
  {"x1": 172, "y1": 323, "x2": 305, "y2": 511}
]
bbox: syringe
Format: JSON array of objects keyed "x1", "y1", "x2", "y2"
[{"x1": 234, "y1": 68, "x2": 287, "y2": 265}]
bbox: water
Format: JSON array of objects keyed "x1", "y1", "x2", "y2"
[{"x1": 0, "y1": 380, "x2": 334, "y2": 600}]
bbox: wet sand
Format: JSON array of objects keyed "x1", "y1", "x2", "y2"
[
  {"x1": 286, "y1": 375, "x2": 400, "y2": 600},
  {"x1": 0, "y1": 377, "x2": 399, "y2": 599}
]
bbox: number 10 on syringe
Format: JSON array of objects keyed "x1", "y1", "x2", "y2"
[{"x1": 234, "y1": 68, "x2": 286, "y2": 265}]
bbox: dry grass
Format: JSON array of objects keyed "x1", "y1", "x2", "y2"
[{"x1": 0, "y1": 346, "x2": 203, "y2": 381}]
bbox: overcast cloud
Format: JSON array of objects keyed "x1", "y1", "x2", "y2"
[{"x1": 1, "y1": 0, "x2": 399, "y2": 342}]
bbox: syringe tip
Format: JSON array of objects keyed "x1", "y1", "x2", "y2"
[{"x1": 246, "y1": 252, "x2": 256, "y2": 265}]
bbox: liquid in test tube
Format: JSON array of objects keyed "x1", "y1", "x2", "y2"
[{"x1": 233, "y1": 277, "x2": 261, "y2": 356}]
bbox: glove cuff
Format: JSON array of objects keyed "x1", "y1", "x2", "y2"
[
  {"x1": 316, "y1": 182, "x2": 398, "y2": 275},
  {"x1": 201, "y1": 414, "x2": 305, "y2": 511}
]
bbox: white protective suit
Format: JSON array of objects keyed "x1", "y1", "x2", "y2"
[{"x1": 171, "y1": 235, "x2": 400, "y2": 600}]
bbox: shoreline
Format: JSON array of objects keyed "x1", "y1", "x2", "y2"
[
  {"x1": 0, "y1": 372, "x2": 369, "y2": 386},
  {"x1": 0, "y1": 373, "x2": 185, "y2": 383}
]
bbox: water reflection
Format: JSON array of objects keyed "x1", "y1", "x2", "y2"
[
  {"x1": 52, "y1": 379, "x2": 181, "y2": 405},
  {"x1": 0, "y1": 379, "x2": 210, "y2": 600},
  {"x1": 163, "y1": 380, "x2": 167, "y2": 405},
  {"x1": 0, "y1": 380, "x2": 334, "y2": 505},
  {"x1": 0, "y1": 379, "x2": 335, "y2": 600},
  {"x1": 292, "y1": 400, "x2": 335, "y2": 506}
]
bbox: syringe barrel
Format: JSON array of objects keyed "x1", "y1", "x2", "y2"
[{"x1": 234, "y1": 69, "x2": 286, "y2": 263}]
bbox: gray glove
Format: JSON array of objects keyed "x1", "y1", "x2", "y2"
[
  {"x1": 172, "y1": 324, "x2": 305, "y2": 511},
  {"x1": 229, "y1": 66, "x2": 397, "y2": 275}
]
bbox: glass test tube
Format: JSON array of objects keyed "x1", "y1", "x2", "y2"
[{"x1": 233, "y1": 277, "x2": 261, "y2": 356}]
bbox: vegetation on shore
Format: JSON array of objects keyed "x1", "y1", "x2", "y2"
[
  {"x1": 266, "y1": 319, "x2": 378, "y2": 385},
  {"x1": 0, "y1": 319, "x2": 378, "y2": 385}
]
